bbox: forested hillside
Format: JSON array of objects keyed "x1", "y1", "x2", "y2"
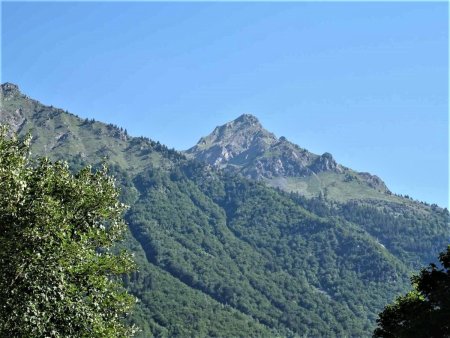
[{"x1": 1, "y1": 83, "x2": 448, "y2": 337}]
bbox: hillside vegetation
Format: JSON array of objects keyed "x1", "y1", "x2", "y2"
[{"x1": 1, "y1": 83, "x2": 448, "y2": 337}]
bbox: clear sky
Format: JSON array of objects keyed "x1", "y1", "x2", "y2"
[{"x1": 1, "y1": 2, "x2": 448, "y2": 208}]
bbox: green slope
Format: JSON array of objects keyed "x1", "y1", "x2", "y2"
[
  {"x1": 133, "y1": 164, "x2": 411, "y2": 335},
  {"x1": 1, "y1": 83, "x2": 448, "y2": 337},
  {"x1": 121, "y1": 231, "x2": 276, "y2": 337}
]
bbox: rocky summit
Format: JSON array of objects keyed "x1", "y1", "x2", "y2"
[
  {"x1": 186, "y1": 114, "x2": 390, "y2": 202},
  {"x1": 185, "y1": 114, "x2": 277, "y2": 166}
]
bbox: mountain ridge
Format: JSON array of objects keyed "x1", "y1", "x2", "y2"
[
  {"x1": 1, "y1": 82, "x2": 449, "y2": 337},
  {"x1": 0, "y1": 83, "x2": 424, "y2": 204},
  {"x1": 186, "y1": 113, "x2": 391, "y2": 202}
]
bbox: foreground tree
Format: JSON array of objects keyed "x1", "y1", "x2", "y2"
[
  {"x1": 0, "y1": 127, "x2": 136, "y2": 337},
  {"x1": 374, "y1": 245, "x2": 450, "y2": 338}
]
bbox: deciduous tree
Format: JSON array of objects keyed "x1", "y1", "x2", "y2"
[
  {"x1": 374, "y1": 245, "x2": 450, "y2": 338},
  {"x1": 0, "y1": 127, "x2": 136, "y2": 337}
]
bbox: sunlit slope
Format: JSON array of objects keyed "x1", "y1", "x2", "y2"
[{"x1": 2, "y1": 83, "x2": 448, "y2": 337}]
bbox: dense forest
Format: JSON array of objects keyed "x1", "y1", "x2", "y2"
[{"x1": 1, "y1": 83, "x2": 448, "y2": 337}]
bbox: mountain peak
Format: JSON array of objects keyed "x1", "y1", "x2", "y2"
[
  {"x1": 234, "y1": 113, "x2": 260, "y2": 124},
  {"x1": 186, "y1": 115, "x2": 389, "y2": 196},
  {"x1": 203, "y1": 114, "x2": 275, "y2": 143},
  {"x1": 185, "y1": 114, "x2": 277, "y2": 166},
  {"x1": 224, "y1": 113, "x2": 262, "y2": 132},
  {"x1": 1, "y1": 82, "x2": 21, "y2": 98}
]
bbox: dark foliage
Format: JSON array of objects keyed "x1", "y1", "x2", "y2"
[{"x1": 374, "y1": 246, "x2": 450, "y2": 338}]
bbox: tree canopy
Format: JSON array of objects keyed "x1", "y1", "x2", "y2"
[
  {"x1": 374, "y1": 245, "x2": 450, "y2": 338},
  {"x1": 0, "y1": 127, "x2": 136, "y2": 337}
]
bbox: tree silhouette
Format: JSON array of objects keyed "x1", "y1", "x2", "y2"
[{"x1": 374, "y1": 245, "x2": 450, "y2": 338}]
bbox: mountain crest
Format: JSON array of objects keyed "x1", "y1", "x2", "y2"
[
  {"x1": 234, "y1": 113, "x2": 260, "y2": 124},
  {"x1": 185, "y1": 114, "x2": 278, "y2": 167},
  {"x1": 215, "y1": 113, "x2": 267, "y2": 136},
  {"x1": 186, "y1": 114, "x2": 390, "y2": 197},
  {"x1": 1, "y1": 82, "x2": 21, "y2": 98}
]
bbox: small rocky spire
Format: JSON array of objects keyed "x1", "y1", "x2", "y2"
[
  {"x1": 234, "y1": 113, "x2": 259, "y2": 124},
  {"x1": 1, "y1": 83, "x2": 21, "y2": 98}
]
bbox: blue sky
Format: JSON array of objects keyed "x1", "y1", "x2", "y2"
[{"x1": 2, "y1": 2, "x2": 448, "y2": 207}]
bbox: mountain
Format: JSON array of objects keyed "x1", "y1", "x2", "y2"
[
  {"x1": 186, "y1": 114, "x2": 393, "y2": 202},
  {"x1": 1, "y1": 83, "x2": 449, "y2": 337}
]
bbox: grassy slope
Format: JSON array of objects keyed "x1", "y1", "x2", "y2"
[
  {"x1": 1, "y1": 89, "x2": 276, "y2": 337},
  {"x1": 267, "y1": 172, "x2": 398, "y2": 203},
  {"x1": 1, "y1": 85, "x2": 448, "y2": 337}
]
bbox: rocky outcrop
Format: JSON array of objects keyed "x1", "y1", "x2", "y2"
[
  {"x1": 358, "y1": 172, "x2": 390, "y2": 193},
  {"x1": 185, "y1": 114, "x2": 278, "y2": 167},
  {"x1": 0, "y1": 109, "x2": 26, "y2": 134},
  {"x1": 1, "y1": 83, "x2": 21, "y2": 99},
  {"x1": 243, "y1": 157, "x2": 315, "y2": 180},
  {"x1": 0, "y1": 84, "x2": 27, "y2": 133},
  {"x1": 310, "y1": 152, "x2": 343, "y2": 174},
  {"x1": 186, "y1": 114, "x2": 347, "y2": 179},
  {"x1": 186, "y1": 114, "x2": 390, "y2": 196},
  {"x1": 186, "y1": 114, "x2": 322, "y2": 179}
]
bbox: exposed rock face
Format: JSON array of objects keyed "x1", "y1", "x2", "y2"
[
  {"x1": 311, "y1": 152, "x2": 342, "y2": 173},
  {"x1": 358, "y1": 172, "x2": 390, "y2": 192},
  {"x1": 0, "y1": 83, "x2": 27, "y2": 133},
  {"x1": 1, "y1": 83, "x2": 21, "y2": 99},
  {"x1": 186, "y1": 114, "x2": 390, "y2": 195},
  {"x1": 186, "y1": 114, "x2": 346, "y2": 179},
  {"x1": 186, "y1": 114, "x2": 278, "y2": 167}
]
